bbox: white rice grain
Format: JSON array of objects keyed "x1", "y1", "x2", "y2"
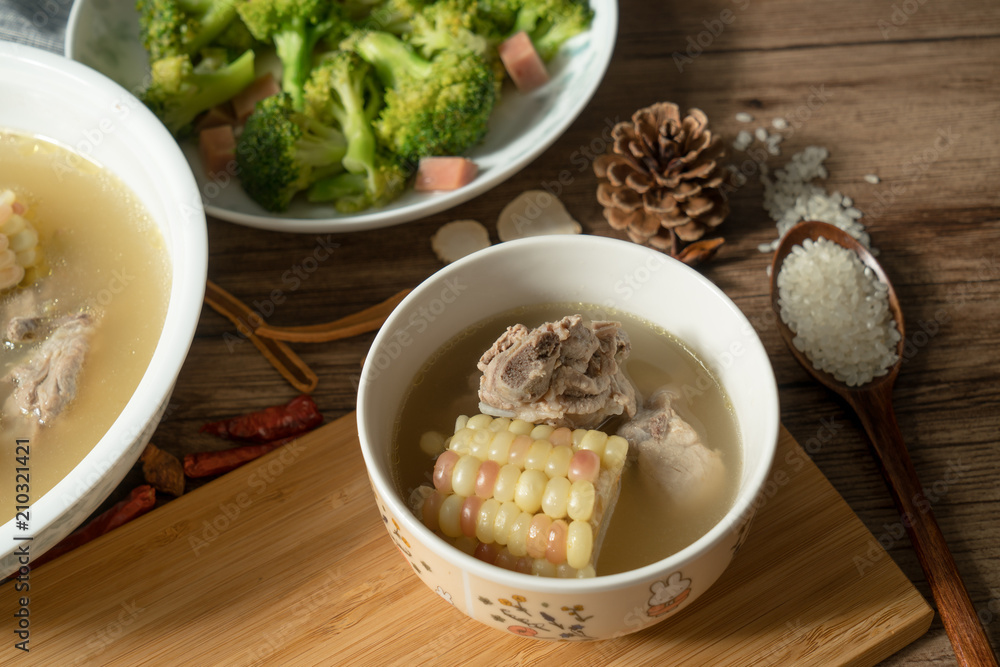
[
  {"x1": 757, "y1": 146, "x2": 873, "y2": 252},
  {"x1": 735, "y1": 112, "x2": 754, "y2": 123},
  {"x1": 733, "y1": 130, "x2": 753, "y2": 151},
  {"x1": 777, "y1": 237, "x2": 900, "y2": 387},
  {"x1": 864, "y1": 173, "x2": 881, "y2": 184}
]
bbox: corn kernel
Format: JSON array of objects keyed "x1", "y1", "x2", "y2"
[
  {"x1": 495, "y1": 548, "x2": 518, "y2": 570},
  {"x1": 530, "y1": 424, "x2": 555, "y2": 440},
  {"x1": 544, "y1": 445, "x2": 574, "y2": 479},
  {"x1": 508, "y1": 419, "x2": 534, "y2": 435},
  {"x1": 526, "y1": 514, "x2": 553, "y2": 560},
  {"x1": 514, "y1": 469, "x2": 548, "y2": 514},
  {"x1": 453, "y1": 535, "x2": 478, "y2": 555},
  {"x1": 567, "y1": 480, "x2": 595, "y2": 521},
  {"x1": 467, "y1": 413, "x2": 493, "y2": 430},
  {"x1": 421, "y1": 490, "x2": 444, "y2": 531},
  {"x1": 546, "y1": 519, "x2": 569, "y2": 564},
  {"x1": 454, "y1": 415, "x2": 469, "y2": 432},
  {"x1": 566, "y1": 520, "x2": 593, "y2": 570},
  {"x1": 488, "y1": 417, "x2": 512, "y2": 432},
  {"x1": 603, "y1": 435, "x2": 629, "y2": 472},
  {"x1": 432, "y1": 450, "x2": 459, "y2": 494},
  {"x1": 568, "y1": 449, "x2": 601, "y2": 483},
  {"x1": 493, "y1": 501, "x2": 520, "y2": 545},
  {"x1": 507, "y1": 434, "x2": 533, "y2": 468},
  {"x1": 556, "y1": 563, "x2": 577, "y2": 578},
  {"x1": 577, "y1": 429, "x2": 608, "y2": 458},
  {"x1": 548, "y1": 427, "x2": 573, "y2": 447},
  {"x1": 449, "y1": 427, "x2": 473, "y2": 453},
  {"x1": 541, "y1": 476, "x2": 571, "y2": 519},
  {"x1": 532, "y1": 559, "x2": 557, "y2": 577},
  {"x1": 571, "y1": 428, "x2": 587, "y2": 446},
  {"x1": 460, "y1": 495, "x2": 483, "y2": 537},
  {"x1": 507, "y1": 512, "x2": 532, "y2": 557},
  {"x1": 438, "y1": 494, "x2": 464, "y2": 538},
  {"x1": 487, "y1": 430, "x2": 515, "y2": 463},
  {"x1": 524, "y1": 439, "x2": 552, "y2": 471},
  {"x1": 451, "y1": 454, "x2": 481, "y2": 497},
  {"x1": 474, "y1": 542, "x2": 500, "y2": 565},
  {"x1": 419, "y1": 431, "x2": 445, "y2": 457},
  {"x1": 493, "y1": 464, "x2": 521, "y2": 503},
  {"x1": 475, "y1": 460, "x2": 501, "y2": 498},
  {"x1": 468, "y1": 428, "x2": 493, "y2": 459},
  {"x1": 476, "y1": 498, "x2": 500, "y2": 544}
]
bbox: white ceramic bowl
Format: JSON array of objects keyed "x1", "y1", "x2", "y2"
[
  {"x1": 0, "y1": 43, "x2": 207, "y2": 576},
  {"x1": 66, "y1": 0, "x2": 618, "y2": 233},
  {"x1": 357, "y1": 235, "x2": 779, "y2": 640}
]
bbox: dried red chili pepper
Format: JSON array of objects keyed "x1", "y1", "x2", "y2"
[
  {"x1": 200, "y1": 394, "x2": 322, "y2": 442},
  {"x1": 183, "y1": 436, "x2": 296, "y2": 478},
  {"x1": 27, "y1": 485, "x2": 156, "y2": 572}
]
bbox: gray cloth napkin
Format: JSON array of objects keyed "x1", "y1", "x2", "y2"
[{"x1": 0, "y1": 0, "x2": 70, "y2": 54}]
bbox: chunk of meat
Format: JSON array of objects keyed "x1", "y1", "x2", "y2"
[
  {"x1": 414, "y1": 157, "x2": 479, "y2": 192},
  {"x1": 6, "y1": 315, "x2": 43, "y2": 342},
  {"x1": 617, "y1": 389, "x2": 725, "y2": 506},
  {"x1": 232, "y1": 72, "x2": 280, "y2": 125},
  {"x1": 194, "y1": 102, "x2": 236, "y2": 133},
  {"x1": 498, "y1": 31, "x2": 550, "y2": 92},
  {"x1": 10, "y1": 312, "x2": 95, "y2": 424},
  {"x1": 199, "y1": 125, "x2": 237, "y2": 180},
  {"x1": 477, "y1": 315, "x2": 637, "y2": 429}
]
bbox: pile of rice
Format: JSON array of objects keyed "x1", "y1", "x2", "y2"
[
  {"x1": 758, "y1": 147, "x2": 871, "y2": 253},
  {"x1": 777, "y1": 237, "x2": 900, "y2": 387}
]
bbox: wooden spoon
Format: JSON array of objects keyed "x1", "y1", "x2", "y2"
[
  {"x1": 253, "y1": 289, "x2": 411, "y2": 343},
  {"x1": 770, "y1": 221, "x2": 998, "y2": 667}
]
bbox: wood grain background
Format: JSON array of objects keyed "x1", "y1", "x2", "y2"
[{"x1": 86, "y1": 0, "x2": 1000, "y2": 664}]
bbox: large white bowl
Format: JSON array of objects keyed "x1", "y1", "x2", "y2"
[
  {"x1": 66, "y1": 0, "x2": 618, "y2": 233},
  {"x1": 0, "y1": 43, "x2": 207, "y2": 576},
  {"x1": 357, "y1": 235, "x2": 780, "y2": 640}
]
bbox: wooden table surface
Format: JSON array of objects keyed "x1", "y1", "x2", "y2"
[{"x1": 81, "y1": 0, "x2": 999, "y2": 664}]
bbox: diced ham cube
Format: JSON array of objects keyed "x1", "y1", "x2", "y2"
[
  {"x1": 414, "y1": 157, "x2": 479, "y2": 192},
  {"x1": 194, "y1": 103, "x2": 236, "y2": 133},
  {"x1": 199, "y1": 125, "x2": 237, "y2": 180},
  {"x1": 498, "y1": 31, "x2": 550, "y2": 92},
  {"x1": 232, "y1": 73, "x2": 280, "y2": 125}
]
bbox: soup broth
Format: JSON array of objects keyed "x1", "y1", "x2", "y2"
[
  {"x1": 393, "y1": 303, "x2": 741, "y2": 575},
  {"x1": 0, "y1": 131, "x2": 170, "y2": 518}
]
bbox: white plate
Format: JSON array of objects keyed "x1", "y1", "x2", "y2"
[{"x1": 66, "y1": 0, "x2": 618, "y2": 233}]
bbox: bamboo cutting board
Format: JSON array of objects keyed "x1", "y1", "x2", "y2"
[{"x1": 22, "y1": 416, "x2": 931, "y2": 666}]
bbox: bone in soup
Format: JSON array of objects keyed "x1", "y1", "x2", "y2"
[
  {"x1": 394, "y1": 303, "x2": 741, "y2": 576},
  {"x1": 0, "y1": 131, "x2": 170, "y2": 518}
]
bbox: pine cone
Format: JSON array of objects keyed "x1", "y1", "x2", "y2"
[{"x1": 594, "y1": 102, "x2": 728, "y2": 259}]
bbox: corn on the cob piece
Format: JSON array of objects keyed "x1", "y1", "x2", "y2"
[
  {"x1": 410, "y1": 414, "x2": 627, "y2": 578},
  {"x1": 0, "y1": 189, "x2": 44, "y2": 292}
]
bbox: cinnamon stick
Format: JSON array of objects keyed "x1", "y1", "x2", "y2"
[{"x1": 253, "y1": 289, "x2": 411, "y2": 343}]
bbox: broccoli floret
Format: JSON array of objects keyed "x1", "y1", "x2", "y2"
[
  {"x1": 236, "y1": 0, "x2": 351, "y2": 110},
  {"x1": 351, "y1": 31, "x2": 495, "y2": 164},
  {"x1": 212, "y1": 15, "x2": 261, "y2": 59},
  {"x1": 511, "y1": 0, "x2": 593, "y2": 61},
  {"x1": 136, "y1": 0, "x2": 240, "y2": 61},
  {"x1": 303, "y1": 51, "x2": 406, "y2": 211},
  {"x1": 236, "y1": 93, "x2": 348, "y2": 212},
  {"x1": 141, "y1": 49, "x2": 256, "y2": 136},
  {"x1": 356, "y1": 0, "x2": 428, "y2": 36},
  {"x1": 407, "y1": 0, "x2": 500, "y2": 60}
]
